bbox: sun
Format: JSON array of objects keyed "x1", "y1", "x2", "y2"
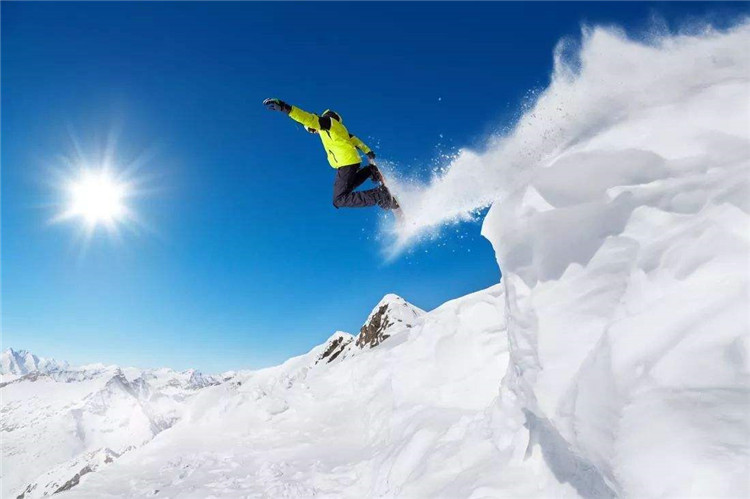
[
  {"x1": 55, "y1": 166, "x2": 135, "y2": 235},
  {"x1": 48, "y1": 127, "x2": 151, "y2": 249},
  {"x1": 66, "y1": 169, "x2": 129, "y2": 227}
]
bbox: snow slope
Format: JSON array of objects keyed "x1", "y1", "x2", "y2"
[
  {"x1": 57, "y1": 288, "x2": 520, "y2": 497},
  {"x1": 0, "y1": 355, "x2": 220, "y2": 498}
]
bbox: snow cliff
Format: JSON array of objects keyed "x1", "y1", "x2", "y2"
[{"x1": 478, "y1": 25, "x2": 750, "y2": 497}]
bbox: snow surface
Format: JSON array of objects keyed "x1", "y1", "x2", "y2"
[
  {"x1": 3, "y1": 20, "x2": 750, "y2": 498},
  {"x1": 48, "y1": 287, "x2": 513, "y2": 498}
]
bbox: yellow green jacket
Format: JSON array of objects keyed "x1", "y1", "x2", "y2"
[{"x1": 288, "y1": 106, "x2": 372, "y2": 168}]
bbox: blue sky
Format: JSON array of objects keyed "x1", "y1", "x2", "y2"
[{"x1": 2, "y1": 2, "x2": 746, "y2": 373}]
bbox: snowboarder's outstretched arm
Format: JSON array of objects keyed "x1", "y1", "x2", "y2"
[
  {"x1": 264, "y1": 98, "x2": 371, "y2": 142},
  {"x1": 263, "y1": 97, "x2": 376, "y2": 162},
  {"x1": 263, "y1": 98, "x2": 337, "y2": 134}
]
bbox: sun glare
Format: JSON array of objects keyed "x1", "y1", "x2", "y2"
[
  {"x1": 69, "y1": 170, "x2": 128, "y2": 225},
  {"x1": 49, "y1": 127, "x2": 152, "y2": 251},
  {"x1": 56, "y1": 167, "x2": 133, "y2": 234}
]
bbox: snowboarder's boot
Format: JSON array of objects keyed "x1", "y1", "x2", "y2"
[{"x1": 376, "y1": 185, "x2": 400, "y2": 210}]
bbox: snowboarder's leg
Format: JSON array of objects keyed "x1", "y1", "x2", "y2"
[
  {"x1": 351, "y1": 164, "x2": 376, "y2": 190},
  {"x1": 332, "y1": 164, "x2": 391, "y2": 209}
]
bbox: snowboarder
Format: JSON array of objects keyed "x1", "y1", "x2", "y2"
[{"x1": 263, "y1": 98, "x2": 399, "y2": 210}]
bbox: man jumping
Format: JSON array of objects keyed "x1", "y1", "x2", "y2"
[{"x1": 263, "y1": 98, "x2": 399, "y2": 210}]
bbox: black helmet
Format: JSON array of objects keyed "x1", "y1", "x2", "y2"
[{"x1": 321, "y1": 109, "x2": 342, "y2": 124}]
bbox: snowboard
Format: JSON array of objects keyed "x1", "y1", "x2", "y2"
[{"x1": 376, "y1": 166, "x2": 404, "y2": 223}]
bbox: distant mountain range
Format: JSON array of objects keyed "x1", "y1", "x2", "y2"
[{"x1": 1, "y1": 348, "x2": 69, "y2": 378}]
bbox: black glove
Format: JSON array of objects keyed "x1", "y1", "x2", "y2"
[
  {"x1": 366, "y1": 151, "x2": 377, "y2": 162},
  {"x1": 263, "y1": 98, "x2": 291, "y2": 114}
]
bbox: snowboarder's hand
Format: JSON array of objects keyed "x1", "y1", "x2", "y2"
[
  {"x1": 366, "y1": 151, "x2": 377, "y2": 164},
  {"x1": 263, "y1": 98, "x2": 291, "y2": 114}
]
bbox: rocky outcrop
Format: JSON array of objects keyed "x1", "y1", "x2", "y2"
[
  {"x1": 355, "y1": 294, "x2": 424, "y2": 349},
  {"x1": 316, "y1": 333, "x2": 354, "y2": 364},
  {"x1": 355, "y1": 304, "x2": 392, "y2": 349}
]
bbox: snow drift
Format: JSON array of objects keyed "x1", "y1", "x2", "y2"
[{"x1": 388, "y1": 20, "x2": 750, "y2": 497}]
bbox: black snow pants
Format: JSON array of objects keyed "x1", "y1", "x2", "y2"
[{"x1": 332, "y1": 163, "x2": 386, "y2": 208}]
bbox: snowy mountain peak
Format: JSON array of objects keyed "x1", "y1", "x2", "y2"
[
  {"x1": 0, "y1": 348, "x2": 69, "y2": 376},
  {"x1": 182, "y1": 369, "x2": 220, "y2": 390},
  {"x1": 315, "y1": 296, "x2": 425, "y2": 365},
  {"x1": 356, "y1": 294, "x2": 425, "y2": 349},
  {"x1": 370, "y1": 293, "x2": 413, "y2": 312},
  {"x1": 316, "y1": 331, "x2": 355, "y2": 364}
]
